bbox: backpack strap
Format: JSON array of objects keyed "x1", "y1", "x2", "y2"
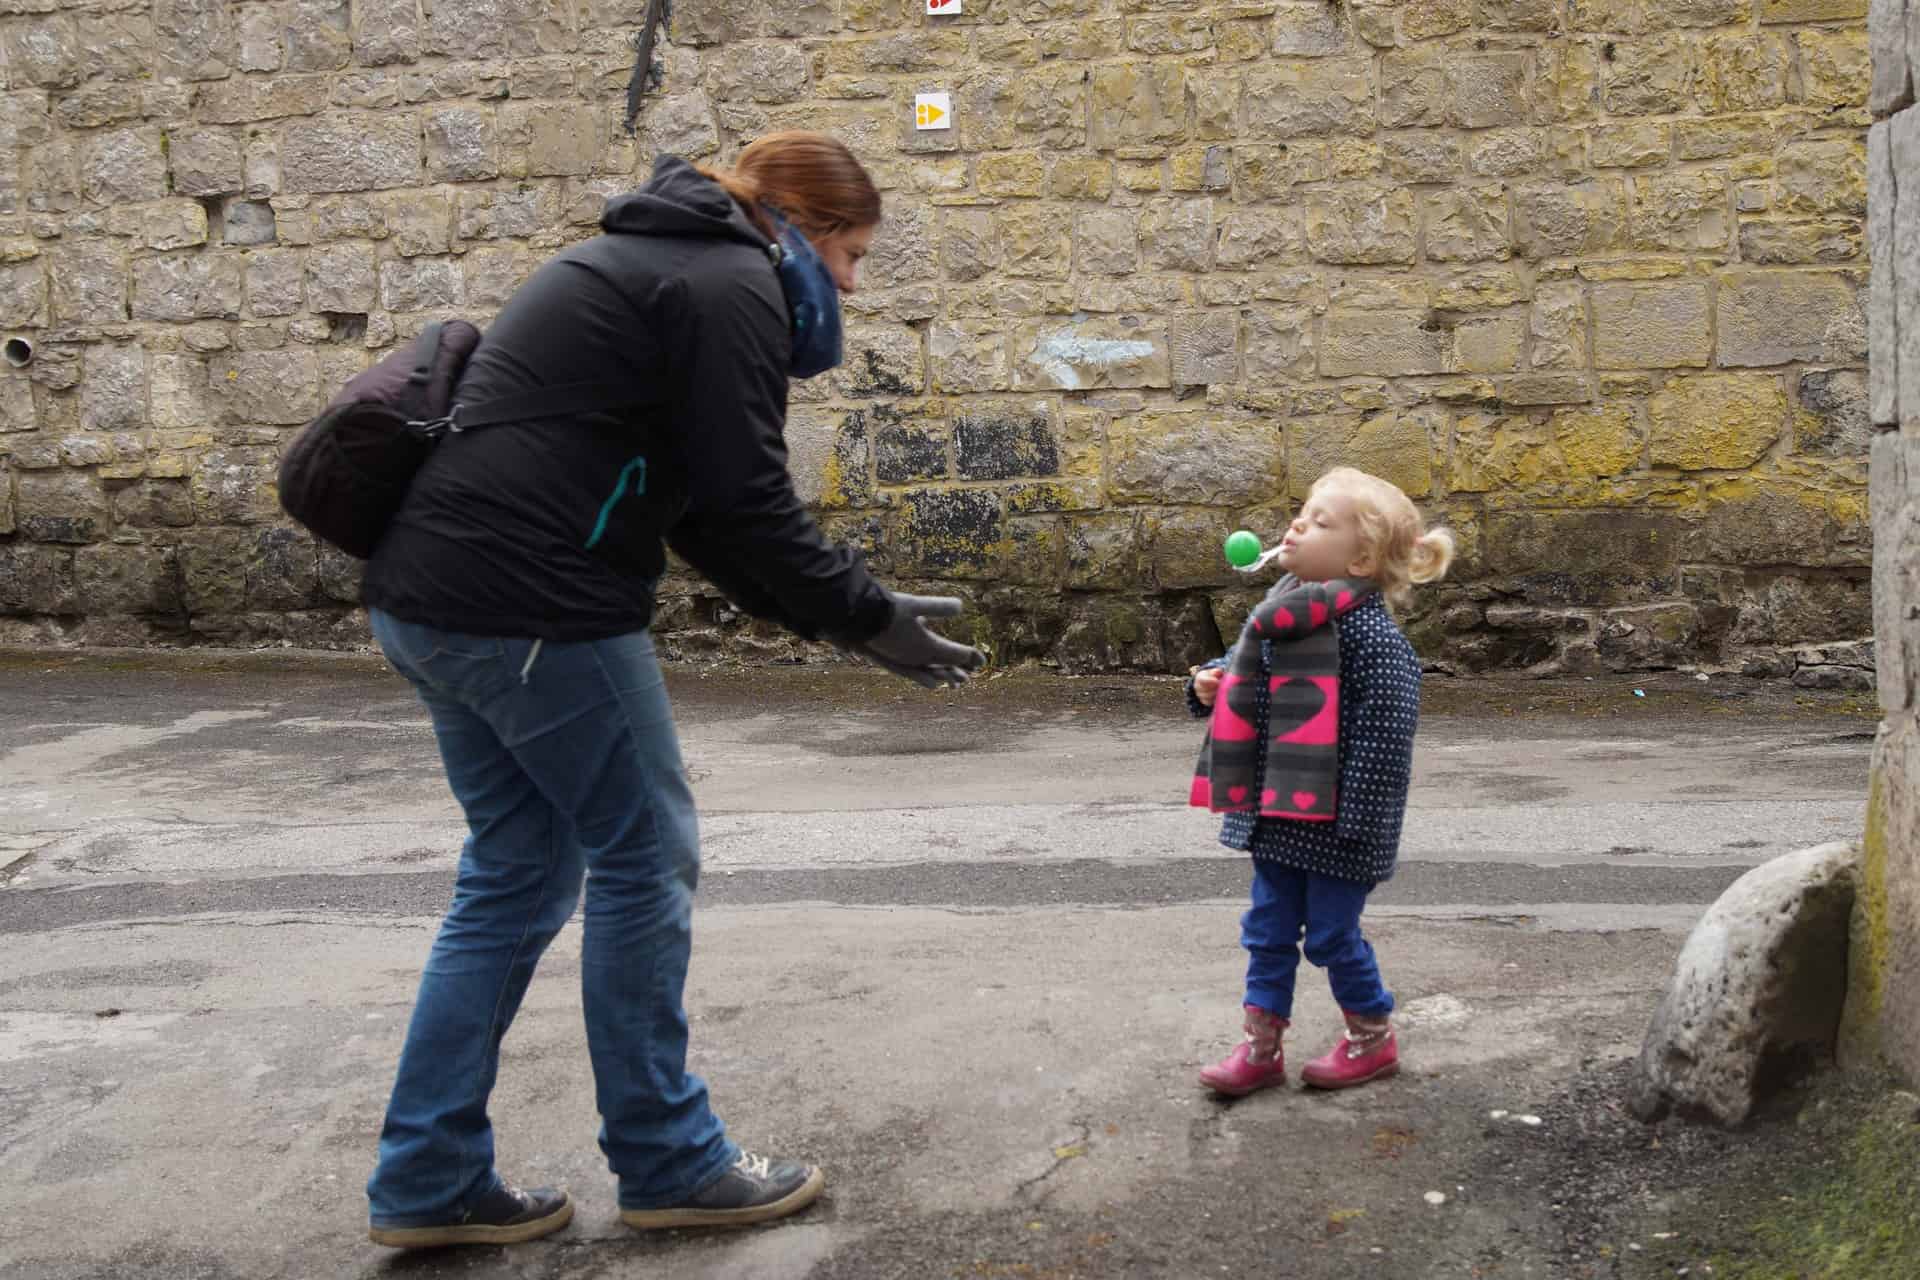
[{"x1": 425, "y1": 381, "x2": 661, "y2": 436}]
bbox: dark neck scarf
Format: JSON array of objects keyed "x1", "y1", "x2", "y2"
[{"x1": 1190, "y1": 575, "x2": 1376, "y2": 820}]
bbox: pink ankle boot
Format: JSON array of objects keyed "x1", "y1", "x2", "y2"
[
  {"x1": 1199, "y1": 1005, "x2": 1288, "y2": 1096},
  {"x1": 1301, "y1": 1011, "x2": 1398, "y2": 1090}
]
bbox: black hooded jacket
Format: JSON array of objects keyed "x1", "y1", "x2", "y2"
[{"x1": 360, "y1": 157, "x2": 893, "y2": 644}]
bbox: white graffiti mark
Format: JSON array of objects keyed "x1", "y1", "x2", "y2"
[{"x1": 1026, "y1": 330, "x2": 1158, "y2": 390}]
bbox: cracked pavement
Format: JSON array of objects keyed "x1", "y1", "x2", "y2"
[{"x1": 0, "y1": 650, "x2": 1875, "y2": 1278}]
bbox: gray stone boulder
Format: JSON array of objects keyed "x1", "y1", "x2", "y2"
[{"x1": 1629, "y1": 842, "x2": 1859, "y2": 1127}]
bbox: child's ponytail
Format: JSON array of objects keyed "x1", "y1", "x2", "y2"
[{"x1": 1409, "y1": 527, "x2": 1456, "y2": 585}]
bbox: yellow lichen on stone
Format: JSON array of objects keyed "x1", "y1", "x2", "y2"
[{"x1": 1649, "y1": 374, "x2": 1788, "y2": 471}]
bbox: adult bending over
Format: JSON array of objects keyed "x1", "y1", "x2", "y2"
[{"x1": 359, "y1": 132, "x2": 983, "y2": 1249}]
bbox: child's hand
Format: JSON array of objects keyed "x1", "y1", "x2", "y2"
[{"x1": 1192, "y1": 667, "x2": 1223, "y2": 707}]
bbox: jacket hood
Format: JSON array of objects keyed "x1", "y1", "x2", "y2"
[{"x1": 600, "y1": 154, "x2": 771, "y2": 249}]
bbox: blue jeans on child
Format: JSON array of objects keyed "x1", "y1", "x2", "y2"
[
  {"x1": 1241, "y1": 860, "x2": 1395, "y2": 1019},
  {"x1": 364, "y1": 609, "x2": 737, "y2": 1228}
]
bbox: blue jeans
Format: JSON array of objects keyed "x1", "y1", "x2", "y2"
[
  {"x1": 365, "y1": 609, "x2": 736, "y2": 1227},
  {"x1": 1241, "y1": 860, "x2": 1394, "y2": 1020}
]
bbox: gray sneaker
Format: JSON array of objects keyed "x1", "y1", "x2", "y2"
[
  {"x1": 368, "y1": 1180, "x2": 573, "y2": 1249},
  {"x1": 619, "y1": 1151, "x2": 825, "y2": 1230}
]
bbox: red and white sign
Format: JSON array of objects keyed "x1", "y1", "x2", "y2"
[{"x1": 926, "y1": 0, "x2": 962, "y2": 13}]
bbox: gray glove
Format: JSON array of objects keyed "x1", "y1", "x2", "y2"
[{"x1": 847, "y1": 593, "x2": 987, "y2": 689}]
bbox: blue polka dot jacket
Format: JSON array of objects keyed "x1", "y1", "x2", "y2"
[{"x1": 1186, "y1": 594, "x2": 1421, "y2": 885}]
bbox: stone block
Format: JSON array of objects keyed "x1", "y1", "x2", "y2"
[
  {"x1": 1591, "y1": 281, "x2": 1712, "y2": 370},
  {"x1": 979, "y1": 154, "x2": 1046, "y2": 199},
  {"x1": 1290, "y1": 409, "x2": 1439, "y2": 499},
  {"x1": 1305, "y1": 188, "x2": 1417, "y2": 265},
  {"x1": 379, "y1": 258, "x2": 463, "y2": 312},
  {"x1": 873, "y1": 417, "x2": 948, "y2": 485},
  {"x1": 145, "y1": 201, "x2": 210, "y2": 252},
  {"x1": 1759, "y1": 0, "x2": 1867, "y2": 16},
  {"x1": 1448, "y1": 412, "x2": 1556, "y2": 494},
  {"x1": 195, "y1": 75, "x2": 331, "y2": 125},
  {"x1": 148, "y1": 355, "x2": 212, "y2": 432},
  {"x1": 1899, "y1": 112, "x2": 1920, "y2": 427},
  {"x1": 80, "y1": 128, "x2": 166, "y2": 206},
  {"x1": 1776, "y1": 139, "x2": 1871, "y2": 225},
  {"x1": 635, "y1": 94, "x2": 720, "y2": 161},
  {"x1": 0, "y1": 259, "x2": 46, "y2": 327},
  {"x1": 1629, "y1": 843, "x2": 1858, "y2": 1127},
  {"x1": 1089, "y1": 64, "x2": 1188, "y2": 150},
  {"x1": 1795, "y1": 370, "x2": 1872, "y2": 457},
  {"x1": 1050, "y1": 156, "x2": 1114, "y2": 200},
  {"x1": 1531, "y1": 282, "x2": 1588, "y2": 370},
  {"x1": 169, "y1": 129, "x2": 245, "y2": 197},
  {"x1": 929, "y1": 322, "x2": 1011, "y2": 393},
  {"x1": 1869, "y1": 121, "x2": 1897, "y2": 428},
  {"x1": 75, "y1": 545, "x2": 181, "y2": 615},
  {"x1": 386, "y1": 193, "x2": 454, "y2": 258},
  {"x1": 1138, "y1": 200, "x2": 1214, "y2": 272},
  {"x1": 941, "y1": 211, "x2": 1001, "y2": 284},
  {"x1": 835, "y1": 325, "x2": 924, "y2": 398},
  {"x1": 1170, "y1": 311, "x2": 1239, "y2": 386},
  {"x1": 995, "y1": 204, "x2": 1072, "y2": 280},
  {"x1": 1109, "y1": 412, "x2": 1284, "y2": 506},
  {"x1": 1603, "y1": 42, "x2": 1696, "y2": 117},
  {"x1": 1738, "y1": 219, "x2": 1864, "y2": 265},
  {"x1": 1798, "y1": 29, "x2": 1871, "y2": 112},
  {"x1": 1630, "y1": 172, "x2": 1730, "y2": 252},
  {"x1": 501, "y1": 102, "x2": 599, "y2": 178},
  {"x1": 211, "y1": 350, "x2": 321, "y2": 425},
  {"x1": 1381, "y1": 48, "x2": 1450, "y2": 128},
  {"x1": 1015, "y1": 316, "x2": 1169, "y2": 391},
  {"x1": 1242, "y1": 308, "x2": 1317, "y2": 382},
  {"x1": 1870, "y1": 0, "x2": 1915, "y2": 115},
  {"x1": 1534, "y1": 38, "x2": 1603, "y2": 123},
  {"x1": 1718, "y1": 271, "x2": 1866, "y2": 368},
  {"x1": 1245, "y1": 60, "x2": 1375, "y2": 139},
  {"x1": 1453, "y1": 55, "x2": 1531, "y2": 129},
  {"x1": 1423, "y1": 186, "x2": 1511, "y2": 263},
  {"x1": 1075, "y1": 209, "x2": 1139, "y2": 276},
  {"x1": 461, "y1": 247, "x2": 530, "y2": 308},
  {"x1": 955, "y1": 402, "x2": 1060, "y2": 480},
  {"x1": 1143, "y1": 507, "x2": 1237, "y2": 591},
  {"x1": 190, "y1": 445, "x2": 283, "y2": 525},
  {"x1": 1067, "y1": 514, "x2": 1139, "y2": 591},
  {"x1": 1650, "y1": 373, "x2": 1788, "y2": 469},
  {"x1": 425, "y1": 108, "x2": 498, "y2": 182},
  {"x1": 890, "y1": 487, "x2": 1005, "y2": 578},
  {"x1": 1513, "y1": 181, "x2": 1628, "y2": 258},
  {"x1": 14, "y1": 468, "x2": 108, "y2": 543},
  {"x1": 154, "y1": 0, "x2": 235, "y2": 81},
  {"x1": 706, "y1": 41, "x2": 811, "y2": 104},
  {"x1": 80, "y1": 345, "x2": 145, "y2": 433},
  {"x1": 1169, "y1": 146, "x2": 1232, "y2": 193},
  {"x1": 1319, "y1": 310, "x2": 1446, "y2": 378},
  {"x1": 305, "y1": 244, "x2": 378, "y2": 313},
  {"x1": 1555, "y1": 403, "x2": 1645, "y2": 477},
  {"x1": 1695, "y1": 34, "x2": 1790, "y2": 114},
  {"x1": 0, "y1": 543, "x2": 76, "y2": 614},
  {"x1": 1214, "y1": 209, "x2": 1303, "y2": 272},
  {"x1": 788, "y1": 405, "x2": 875, "y2": 509},
  {"x1": 281, "y1": 114, "x2": 421, "y2": 193},
  {"x1": 132, "y1": 254, "x2": 243, "y2": 322}
]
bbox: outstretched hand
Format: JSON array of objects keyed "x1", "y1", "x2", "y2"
[{"x1": 843, "y1": 592, "x2": 987, "y2": 689}]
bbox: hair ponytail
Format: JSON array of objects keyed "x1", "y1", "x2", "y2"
[
  {"x1": 1409, "y1": 528, "x2": 1456, "y2": 585},
  {"x1": 697, "y1": 131, "x2": 881, "y2": 243}
]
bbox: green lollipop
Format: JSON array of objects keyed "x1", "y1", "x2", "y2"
[{"x1": 1223, "y1": 529, "x2": 1263, "y2": 568}]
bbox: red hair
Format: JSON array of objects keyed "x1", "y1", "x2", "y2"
[{"x1": 699, "y1": 131, "x2": 882, "y2": 241}]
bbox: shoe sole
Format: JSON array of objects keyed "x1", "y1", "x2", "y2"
[
  {"x1": 620, "y1": 1166, "x2": 825, "y2": 1231},
  {"x1": 1200, "y1": 1072, "x2": 1287, "y2": 1097},
  {"x1": 369, "y1": 1197, "x2": 574, "y2": 1249},
  {"x1": 1301, "y1": 1061, "x2": 1400, "y2": 1091}
]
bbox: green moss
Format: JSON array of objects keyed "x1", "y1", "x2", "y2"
[{"x1": 1708, "y1": 1093, "x2": 1920, "y2": 1280}]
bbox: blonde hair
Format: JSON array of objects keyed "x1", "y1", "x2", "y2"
[
  {"x1": 697, "y1": 131, "x2": 882, "y2": 243},
  {"x1": 1306, "y1": 467, "x2": 1455, "y2": 608}
]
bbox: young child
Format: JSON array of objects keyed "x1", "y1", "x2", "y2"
[{"x1": 1187, "y1": 467, "x2": 1454, "y2": 1097}]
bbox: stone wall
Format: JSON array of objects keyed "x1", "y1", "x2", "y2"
[
  {"x1": 0, "y1": 0, "x2": 1881, "y2": 675},
  {"x1": 1853, "y1": 0, "x2": 1919, "y2": 1080}
]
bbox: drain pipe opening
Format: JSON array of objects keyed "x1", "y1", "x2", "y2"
[{"x1": 3, "y1": 337, "x2": 31, "y2": 368}]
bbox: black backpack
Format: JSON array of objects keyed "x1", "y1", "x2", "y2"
[{"x1": 278, "y1": 321, "x2": 639, "y2": 559}]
